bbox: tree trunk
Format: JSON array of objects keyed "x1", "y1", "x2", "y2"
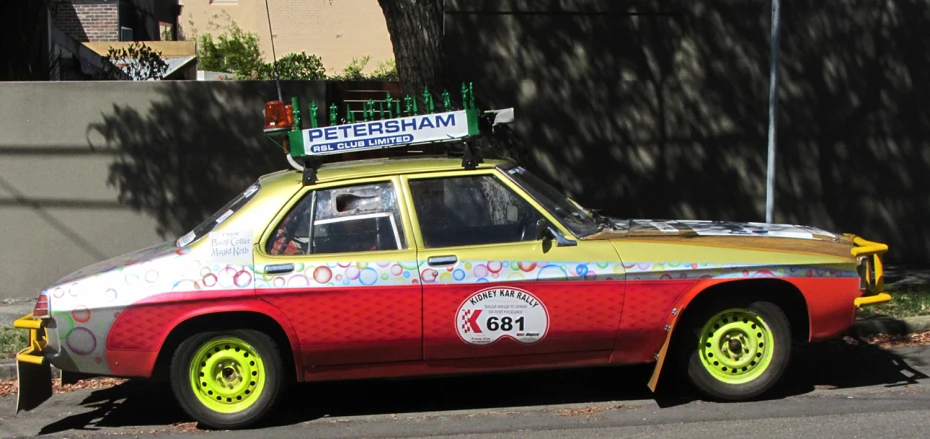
[
  {"x1": 377, "y1": 0, "x2": 452, "y2": 99},
  {"x1": 376, "y1": 0, "x2": 527, "y2": 164}
]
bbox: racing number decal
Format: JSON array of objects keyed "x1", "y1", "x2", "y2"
[{"x1": 456, "y1": 287, "x2": 549, "y2": 345}]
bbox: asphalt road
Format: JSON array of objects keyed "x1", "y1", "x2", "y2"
[{"x1": 2, "y1": 340, "x2": 929, "y2": 439}]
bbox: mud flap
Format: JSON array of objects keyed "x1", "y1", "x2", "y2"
[{"x1": 16, "y1": 355, "x2": 53, "y2": 413}]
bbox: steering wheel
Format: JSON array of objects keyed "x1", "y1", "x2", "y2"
[{"x1": 519, "y1": 214, "x2": 538, "y2": 241}]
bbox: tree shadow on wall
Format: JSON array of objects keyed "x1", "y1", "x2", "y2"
[
  {"x1": 88, "y1": 81, "x2": 317, "y2": 239},
  {"x1": 445, "y1": 0, "x2": 930, "y2": 263}
]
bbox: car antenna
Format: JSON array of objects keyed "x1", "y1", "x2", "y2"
[{"x1": 263, "y1": 0, "x2": 283, "y2": 101}]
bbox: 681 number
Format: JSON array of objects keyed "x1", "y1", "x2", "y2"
[{"x1": 486, "y1": 316, "x2": 525, "y2": 331}]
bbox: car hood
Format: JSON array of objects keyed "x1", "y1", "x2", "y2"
[
  {"x1": 53, "y1": 241, "x2": 179, "y2": 286},
  {"x1": 587, "y1": 219, "x2": 854, "y2": 258},
  {"x1": 44, "y1": 241, "x2": 191, "y2": 311}
]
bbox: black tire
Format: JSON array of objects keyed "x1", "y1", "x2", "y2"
[
  {"x1": 170, "y1": 329, "x2": 285, "y2": 429},
  {"x1": 681, "y1": 300, "x2": 792, "y2": 400}
]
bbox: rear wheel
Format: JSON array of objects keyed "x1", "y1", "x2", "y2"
[
  {"x1": 170, "y1": 329, "x2": 284, "y2": 429},
  {"x1": 683, "y1": 300, "x2": 791, "y2": 400}
]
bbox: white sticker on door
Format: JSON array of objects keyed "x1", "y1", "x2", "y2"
[
  {"x1": 456, "y1": 287, "x2": 549, "y2": 345},
  {"x1": 208, "y1": 230, "x2": 253, "y2": 264}
]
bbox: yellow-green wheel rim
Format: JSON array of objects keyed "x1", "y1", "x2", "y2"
[
  {"x1": 699, "y1": 308, "x2": 775, "y2": 385},
  {"x1": 189, "y1": 337, "x2": 266, "y2": 413}
]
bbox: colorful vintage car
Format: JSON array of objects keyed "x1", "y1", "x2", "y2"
[{"x1": 14, "y1": 93, "x2": 890, "y2": 429}]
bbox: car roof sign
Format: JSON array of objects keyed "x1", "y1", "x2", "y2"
[{"x1": 263, "y1": 84, "x2": 514, "y2": 185}]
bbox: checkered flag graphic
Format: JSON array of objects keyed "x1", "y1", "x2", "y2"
[{"x1": 461, "y1": 310, "x2": 472, "y2": 333}]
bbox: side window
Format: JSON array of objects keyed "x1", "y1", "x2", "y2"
[
  {"x1": 409, "y1": 175, "x2": 542, "y2": 248},
  {"x1": 266, "y1": 182, "x2": 406, "y2": 255}
]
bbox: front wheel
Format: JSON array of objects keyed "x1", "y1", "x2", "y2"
[
  {"x1": 683, "y1": 300, "x2": 791, "y2": 400},
  {"x1": 170, "y1": 329, "x2": 285, "y2": 429}
]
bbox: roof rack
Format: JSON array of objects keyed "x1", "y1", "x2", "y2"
[{"x1": 262, "y1": 83, "x2": 514, "y2": 185}]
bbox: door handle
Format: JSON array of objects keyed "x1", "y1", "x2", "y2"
[
  {"x1": 265, "y1": 263, "x2": 295, "y2": 274},
  {"x1": 427, "y1": 255, "x2": 458, "y2": 266}
]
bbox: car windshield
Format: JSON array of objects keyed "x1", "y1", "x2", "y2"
[
  {"x1": 503, "y1": 166, "x2": 602, "y2": 237},
  {"x1": 176, "y1": 182, "x2": 261, "y2": 247}
]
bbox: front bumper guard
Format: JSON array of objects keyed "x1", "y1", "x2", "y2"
[
  {"x1": 12, "y1": 313, "x2": 52, "y2": 412},
  {"x1": 845, "y1": 234, "x2": 892, "y2": 308}
]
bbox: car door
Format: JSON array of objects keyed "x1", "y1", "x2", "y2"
[
  {"x1": 402, "y1": 170, "x2": 625, "y2": 361},
  {"x1": 253, "y1": 177, "x2": 422, "y2": 368}
]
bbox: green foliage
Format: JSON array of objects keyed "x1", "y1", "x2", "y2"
[
  {"x1": 371, "y1": 59, "x2": 398, "y2": 81},
  {"x1": 330, "y1": 56, "x2": 398, "y2": 81},
  {"x1": 105, "y1": 42, "x2": 168, "y2": 80},
  {"x1": 259, "y1": 52, "x2": 326, "y2": 80},
  {"x1": 0, "y1": 327, "x2": 28, "y2": 359},
  {"x1": 858, "y1": 285, "x2": 930, "y2": 319},
  {"x1": 197, "y1": 21, "x2": 264, "y2": 78},
  {"x1": 335, "y1": 55, "x2": 371, "y2": 80},
  {"x1": 193, "y1": 16, "x2": 398, "y2": 82}
]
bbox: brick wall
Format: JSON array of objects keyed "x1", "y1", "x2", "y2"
[
  {"x1": 53, "y1": 0, "x2": 118, "y2": 43},
  {"x1": 182, "y1": 0, "x2": 395, "y2": 75}
]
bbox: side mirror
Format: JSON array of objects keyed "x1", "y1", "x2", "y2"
[
  {"x1": 535, "y1": 218, "x2": 550, "y2": 241},
  {"x1": 536, "y1": 218, "x2": 577, "y2": 247}
]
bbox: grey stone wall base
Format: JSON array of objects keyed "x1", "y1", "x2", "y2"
[
  {"x1": 0, "y1": 360, "x2": 59, "y2": 381},
  {"x1": 852, "y1": 315, "x2": 930, "y2": 338}
]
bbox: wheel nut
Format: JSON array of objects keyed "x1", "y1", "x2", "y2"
[{"x1": 728, "y1": 338, "x2": 743, "y2": 354}]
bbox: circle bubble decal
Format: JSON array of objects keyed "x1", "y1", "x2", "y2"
[
  {"x1": 346, "y1": 266, "x2": 361, "y2": 281},
  {"x1": 66, "y1": 327, "x2": 97, "y2": 356},
  {"x1": 72, "y1": 306, "x2": 91, "y2": 323},
  {"x1": 537, "y1": 265, "x2": 568, "y2": 280},
  {"x1": 576, "y1": 264, "x2": 589, "y2": 277},
  {"x1": 145, "y1": 270, "x2": 159, "y2": 283},
  {"x1": 421, "y1": 269, "x2": 438, "y2": 283},
  {"x1": 287, "y1": 275, "x2": 309, "y2": 287},
  {"x1": 487, "y1": 261, "x2": 502, "y2": 273},
  {"x1": 391, "y1": 264, "x2": 404, "y2": 276},
  {"x1": 313, "y1": 266, "x2": 332, "y2": 284},
  {"x1": 234, "y1": 270, "x2": 252, "y2": 287},
  {"x1": 359, "y1": 268, "x2": 378, "y2": 285},
  {"x1": 473, "y1": 264, "x2": 489, "y2": 278}
]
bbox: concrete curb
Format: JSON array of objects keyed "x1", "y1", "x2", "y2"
[
  {"x1": 0, "y1": 359, "x2": 60, "y2": 380},
  {"x1": 851, "y1": 315, "x2": 930, "y2": 338}
]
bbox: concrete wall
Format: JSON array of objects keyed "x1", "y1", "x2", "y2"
[
  {"x1": 444, "y1": 0, "x2": 930, "y2": 265},
  {"x1": 0, "y1": 80, "x2": 324, "y2": 299},
  {"x1": 181, "y1": 0, "x2": 394, "y2": 75}
]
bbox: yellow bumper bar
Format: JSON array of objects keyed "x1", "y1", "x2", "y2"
[
  {"x1": 854, "y1": 292, "x2": 892, "y2": 308},
  {"x1": 845, "y1": 234, "x2": 890, "y2": 308},
  {"x1": 13, "y1": 313, "x2": 47, "y2": 365}
]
